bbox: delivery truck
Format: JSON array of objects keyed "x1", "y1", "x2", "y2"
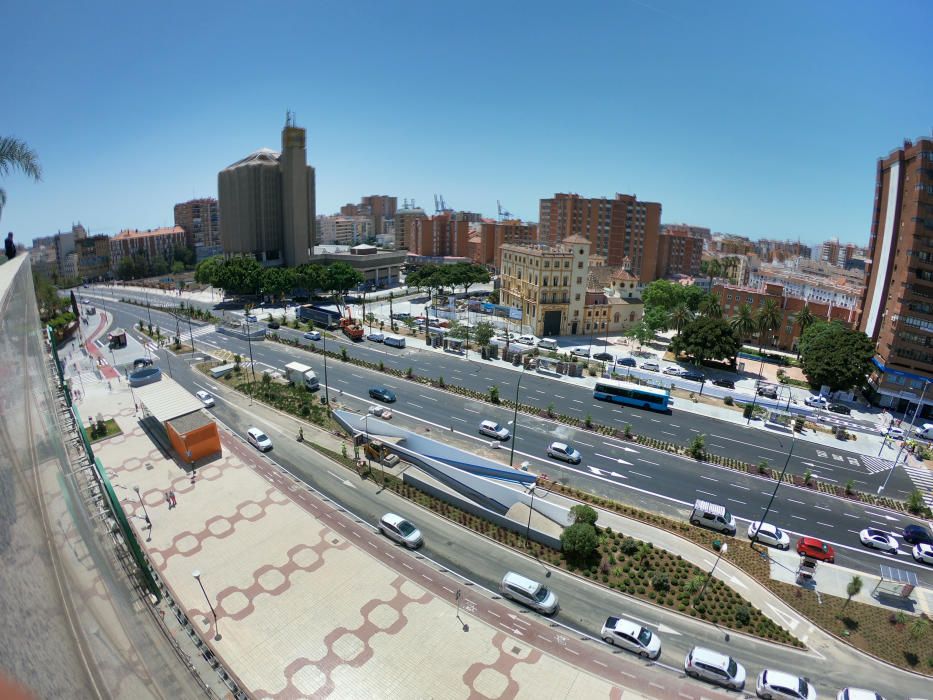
[{"x1": 284, "y1": 362, "x2": 320, "y2": 390}]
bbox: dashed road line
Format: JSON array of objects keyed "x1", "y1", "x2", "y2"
[
  {"x1": 728, "y1": 498, "x2": 746, "y2": 505},
  {"x1": 699, "y1": 475, "x2": 718, "y2": 482},
  {"x1": 630, "y1": 470, "x2": 652, "y2": 478}
]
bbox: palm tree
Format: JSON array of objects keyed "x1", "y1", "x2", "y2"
[
  {"x1": 794, "y1": 304, "x2": 815, "y2": 358},
  {"x1": 700, "y1": 258, "x2": 722, "y2": 291},
  {"x1": 756, "y1": 299, "x2": 782, "y2": 352},
  {"x1": 731, "y1": 304, "x2": 756, "y2": 344},
  {"x1": 669, "y1": 303, "x2": 693, "y2": 337},
  {"x1": 699, "y1": 294, "x2": 722, "y2": 319},
  {"x1": 0, "y1": 136, "x2": 42, "y2": 219}
]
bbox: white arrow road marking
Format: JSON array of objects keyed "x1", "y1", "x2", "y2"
[
  {"x1": 327, "y1": 471, "x2": 358, "y2": 489},
  {"x1": 728, "y1": 574, "x2": 748, "y2": 589},
  {"x1": 587, "y1": 465, "x2": 628, "y2": 479},
  {"x1": 766, "y1": 604, "x2": 801, "y2": 631},
  {"x1": 657, "y1": 623, "x2": 682, "y2": 635},
  {"x1": 594, "y1": 452, "x2": 633, "y2": 465}
]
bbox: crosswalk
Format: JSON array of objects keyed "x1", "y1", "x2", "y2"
[
  {"x1": 857, "y1": 455, "x2": 895, "y2": 475},
  {"x1": 901, "y1": 463, "x2": 933, "y2": 508}
]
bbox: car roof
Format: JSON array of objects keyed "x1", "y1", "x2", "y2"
[
  {"x1": 865, "y1": 527, "x2": 890, "y2": 536},
  {"x1": 248, "y1": 427, "x2": 266, "y2": 437},
  {"x1": 918, "y1": 542, "x2": 933, "y2": 553},
  {"x1": 763, "y1": 669, "x2": 803, "y2": 689},
  {"x1": 381, "y1": 512, "x2": 408, "y2": 527},
  {"x1": 551, "y1": 441, "x2": 568, "y2": 450},
  {"x1": 905, "y1": 524, "x2": 929, "y2": 534},
  {"x1": 609, "y1": 618, "x2": 642, "y2": 636},
  {"x1": 799, "y1": 536, "x2": 826, "y2": 547},
  {"x1": 690, "y1": 646, "x2": 729, "y2": 669}
]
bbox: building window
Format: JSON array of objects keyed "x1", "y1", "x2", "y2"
[{"x1": 575, "y1": 293, "x2": 581, "y2": 301}]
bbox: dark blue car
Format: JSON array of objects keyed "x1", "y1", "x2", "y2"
[
  {"x1": 904, "y1": 524, "x2": 933, "y2": 545},
  {"x1": 369, "y1": 386, "x2": 397, "y2": 403}
]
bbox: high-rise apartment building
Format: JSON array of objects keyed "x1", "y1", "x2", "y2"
[
  {"x1": 394, "y1": 204, "x2": 427, "y2": 250},
  {"x1": 318, "y1": 215, "x2": 375, "y2": 245},
  {"x1": 218, "y1": 116, "x2": 315, "y2": 267},
  {"x1": 860, "y1": 136, "x2": 933, "y2": 414},
  {"x1": 538, "y1": 193, "x2": 661, "y2": 280},
  {"x1": 467, "y1": 220, "x2": 538, "y2": 269},
  {"x1": 408, "y1": 212, "x2": 476, "y2": 258},
  {"x1": 174, "y1": 198, "x2": 220, "y2": 261},
  {"x1": 656, "y1": 225, "x2": 705, "y2": 278},
  {"x1": 109, "y1": 226, "x2": 188, "y2": 271}
]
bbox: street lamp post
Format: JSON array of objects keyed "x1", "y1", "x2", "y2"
[
  {"x1": 758, "y1": 434, "x2": 798, "y2": 537},
  {"x1": 191, "y1": 570, "x2": 220, "y2": 640},
  {"x1": 508, "y1": 364, "x2": 527, "y2": 467},
  {"x1": 524, "y1": 484, "x2": 537, "y2": 546},
  {"x1": 133, "y1": 486, "x2": 152, "y2": 541},
  {"x1": 746, "y1": 355, "x2": 767, "y2": 425},
  {"x1": 694, "y1": 542, "x2": 728, "y2": 606},
  {"x1": 879, "y1": 381, "x2": 930, "y2": 495},
  {"x1": 322, "y1": 328, "x2": 331, "y2": 412}
]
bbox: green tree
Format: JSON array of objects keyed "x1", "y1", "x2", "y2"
[
  {"x1": 446, "y1": 262, "x2": 490, "y2": 295},
  {"x1": 670, "y1": 317, "x2": 741, "y2": 366},
  {"x1": 322, "y1": 261, "x2": 364, "y2": 309},
  {"x1": 641, "y1": 279, "x2": 682, "y2": 312},
  {"x1": 0, "y1": 136, "x2": 42, "y2": 219},
  {"x1": 294, "y1": 263, "x2": 325, "y2": 296},
  {"x1": 731, "y1": 303, "x2": 756, "y2": 343},
  {"x1": 473, "y1": 321, "x2": 495, "y2": 348},
  {"x1": 195, "y1": 255, "x2": 225, "y2": 287},
  {"x1": 798, "y1": 322, "x2": 875, "y2": 392},
  {"x1": 643, "y1": 307, "x2": 670, "y2": 334},
  {"x1": 756, "y1": 298, "x2": 782, "y2": 352},
  {"x1": 569, "y1": 504, "x2": 598, "y2": 526},
  {"x1": 150, "y1": 255, "x2": 169, "y2": 277},
  {"x1": 261, "y1": 266, "x2": 296, "y2": 303},
  {"x1": 216, "y1": 256, "x2": 263, "y2": 296},
  {"x1": 625, "y1": 320, "x2": 655, "y2": 348},
  {"x1": 699, "y1": 294, "x2": 722, "y2": 319},
  {"x1": 843, "y1": 574, "x2": 863, "y2": 610},
  {"x1": 793, "y1": 305, "x2": 815, "y2": 357},
  {"x1": 700, "y1": 258, "x2": 722, "y2": 290},
  {"x1": 560, "y1": 522, "x2": 599, "y2": 564},
  {"x1": 669, "y1": 303, "x2": 693, "y2": 337}
]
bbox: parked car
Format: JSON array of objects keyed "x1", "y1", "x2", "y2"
[
  {"x1": 858, "y1": 527, "x2": 899, "y2": 554},
  {"x1": 683, "y1": 646, "x2": 746, "y2": 690},
  {"x1": 267, "y1": 320, "x2": 280, "y2": 329},
  {"x1": 663, "y1": 366, "x2": 686, "y2": 376},
  {"x1": 804, "y1": 394, "x2": 830, "y2": 408},
  {"x1": 368, "y1": 405, "x2": 392, "y2": 419},
  {"x1": 195, "y1": 390, "x2": 215, "y2": 408},
  {"x1": 369, "y1": 386, "x2": 397, "y2": 403},
  {"x1": 757, "y1": 386, "x2": 778, "y2": 399},
  {"x1": 600, "y1": 616, "x2": 661, "y2": 659},
  {"x1": 517, "y1": 334, "x2": 537, "y2": 345},
  {"x1": 546, "y1": 441, "x2": 582, "y2": 464},
  {"x1": 913, "y1": 543, "x2": 933, "y2": 565},
  {"x1": 827, "y1": 403, "x2": 851, "y2": 415},
  {"x1": 570, "y1": 347, "x2": 590, "y2": 358},
  {"x1": 903, "y1": 524, "x2": 933, "y2": 545},
  {"x1": 391, "y1": 312, "x2": 412, "y2": 320},
  {"x1": 747, "y1": 521, "x2": 790, "y2": 550},
  {"x1": 246, "y1": 427, "x2": 272, "y2": 452},
  {"x1": 378, "y1": 513, "x2": 423, "y2": 548},
  {"x1": 796, "y1": 536, "x2": 835, "y2": 563},
  {"x1": 883, "y1": 425, "x2": 905, "y2": 439},
  {"x1": 593, "y1": 352, "x2": 614, "y2": 362},
  {"x1": 641, "y1": 361, "x2": 660, "y2": 372},
  {"x1": 712, "y1": 378, "x2": 735, "y2": 389},
  {"x1": 367, "y1": 332, "x2": 385, "y2": 343},
  {"x1": 681, "y1": 371, "x2": 705, "y2": 382},
  {"x1": 616, "y1": 357, "x2": 637, "y2": 367},
  {"x1": 245, "y1": 314, "x2": 258, "y2": 322},
  {"x1": 303, "y1": 330, "x2": 321, "y2": 341},
  {"x1": 133, "y1": 357, "x2": 153, "y2": 368},
  {"x1": 479, "y1": 419, "x2": 510, "y2": 440},
  {"x1": 499, "y1": 571, "x2": 558, "y2": 614},
  {"x1": 837, "y1": 689, "x2": 887, "y2": 700},
  {"x1": 755, "y1": 669, "x2": 816, "y2": 700}
]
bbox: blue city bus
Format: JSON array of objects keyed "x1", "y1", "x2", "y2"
[{"x1": 593, "y1": 378, "x2": 670, "y2": 412}]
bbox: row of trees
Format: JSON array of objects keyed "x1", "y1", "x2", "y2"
[
  {"x1": 116, "y1": 245, "x2": 196, "y2": 281},
  {"x1": 194, "y1": 255, "x2": 364, "y2": 305},
  {"x1": 406, "y1": 262, "x2": 491, "y2": 300}
]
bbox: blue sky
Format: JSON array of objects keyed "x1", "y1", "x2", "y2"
[{"x1": 3, "y1": 0, "x2": 931, "y2": 246}]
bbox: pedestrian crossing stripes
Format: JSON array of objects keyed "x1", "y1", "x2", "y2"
[
  {"x1": 859, "y1": 456, "x2": 895, "y2": 475},
  {"x1": 901, "y1": 463, "x2": 933, "y2": 508},
  {"x1": 180, "y1": 324, "x2": 217, "y2": 339}
]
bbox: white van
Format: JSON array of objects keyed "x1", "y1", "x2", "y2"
[
  {"x1": 499, "y1": 571, "x2": 558, "y2": 614},
  {"x1": 916, "y1": 423, "x2": 933, "y2": 440},
  {"x1": 383, "y1": 335, "x2": 406, "y2": 348},
  {"x1": 690, "y1": 499, "x2": 736, "y2": 535},
  {"x1": 537, "y1": 338, "x2": 559, "y2": 351},
  {"x1": 517, "y1": 334, "x2": 537, "y2": 346}
]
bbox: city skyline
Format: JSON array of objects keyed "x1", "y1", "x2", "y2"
[{"x1": 4, "y1": 1, "x2": 932, "y2": 245}]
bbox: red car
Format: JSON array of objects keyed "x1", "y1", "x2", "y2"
[{"x1": 796, "y1": 536, "x2": 835, "y2": 563}]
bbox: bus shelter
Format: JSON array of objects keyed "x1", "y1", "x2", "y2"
[{"x1": 872, "y1": 564, "x2": 918, "y2": 600}]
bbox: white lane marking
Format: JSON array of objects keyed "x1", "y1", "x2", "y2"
[
  {"x1": 699, "y1": 475, "x2": 718, "y2": 482},
  {"x1": 572, "y1": 399, "x2": 583, "y2": 404},
  {"x1": 351, "y1": 373, "x2": 364, "y2": 378},
  {"x1": 451, "y1": 416, "x2": 466, "y2": 422},
  {"x1": 791, "y1": 515, "x2": 807, "y2": 520},
  {"x1": 732, "y1": 484, "x2": 750, "y2": 491},
  {"x1": 629, "y1": 470, "x2": 652, "y2": 478},
  {"x1": 697, "y1": 489, "x2": 717, "y2": 497},
  {"x1": 814, "y1": 504, "x2": 831, "y2": 511},
  {"x1": 728, "y1": 498, "x2": 746, "y2": 505},
  {"x1": 788, "y1": 498, "x2": 805, "y2": 505},
  {"x1": 408, "y1": 403, "x2": 424, "y2": 409},
  {"x1": 418, "y1": 394, "x2": 438, "y2": 402},
  {"x1": 464, "y1": 407, "x2": 480, "y2": 414},
  {"x1": 637, "y1": 459, "x2": 659, "y2": 465},
  {"x1": 335, "y1": 378, "x2": 349, "y2": 384},
  {"x1": 843, "y1": 513, "x2": 860, "y2": 519},
  {"x1": 670, "y1": 424, "x2": 680, "y2": 428},
  {"x1": 817, "y1": 522, "x2": 834, "y2": 528},
  {"x1": 662, "y1": 431, "x2": 677, "y2": 436}
]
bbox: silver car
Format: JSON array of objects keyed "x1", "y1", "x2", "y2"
[
  {"x1": 378, "y1": 513, "x2": 423, "y2": 548},
  {"x1": 547, "y1": 441, "x2": 582, "y2": 464}
]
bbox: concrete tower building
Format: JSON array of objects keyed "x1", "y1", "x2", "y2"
[{"x1": 218, "y1": 114, "x2": 315, "y2": 267}]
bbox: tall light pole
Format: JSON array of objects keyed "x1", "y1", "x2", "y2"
[
  {"x1": 757, "y1": 434, "x2": 798, "y2": 539},
  {"x1": 746, "y1": 355, "x2": 767, "y2": 425},
  {"x1": 524, "y1": 483, "x2": 538, "y2": 546},
  {"x1": 694, "y1": 542, "x2": 728, "y2": 607},
  {"x1": 508, "y1": 363, "x2": 527, "y2": 467},
  {"x1": 191, "y1": 570, "x2": 220, "y2": 640},
  {"x1": 322, "y1": 327, "x2": 331, "y2": 412},
  {"x1": 880, "y1": 381, "x2": 930, "y2": 495},
  {"x1": 133, "y1": 486, "x2": 151, "y2": 541}
]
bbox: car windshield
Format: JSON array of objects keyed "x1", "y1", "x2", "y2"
[
  {"x1": 534, "y1": 586, "x2": 551, "y2": 602},
  {"x1": 397, "y1": 520, "x2": 416, "y2": 536},
  {"x1": 637, "y1": 627, "x2": 652, "y2": 646},
  {"x1": 256, "y1": 433, "x2": 268, "y2": 442},
  {"x1": 726, "y1": 658, "x2": 737, "y2": 677},
  {"x1": 797, "y1": 678, "x2": 808, "y2": 696}
]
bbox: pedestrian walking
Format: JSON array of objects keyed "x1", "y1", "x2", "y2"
[
  {"x1": 169, "y1": 490, "x2": 176, "y2": 508},
  {"x1": 4, "y1": 232, "x2": 16, "y2": 260},
  {"x1": 164, "y1": 491, "x2": 171, "y2": 508}
]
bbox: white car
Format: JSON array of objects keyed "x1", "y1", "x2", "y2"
[
  {"x1": 569, "y1": 347, "x2": 590, "y2": 358},
  {"x1": 747, "y1": 521, "x2": 790, "y2": 550},
  {"x1": 913, "y1": 543, "x2": 933, "y2": 565},
  {"x1": 378, "y1": 513, "x2": 423, "y2": 548},
  {"x1": 663, "y1": 366, "x2": 686, "y2": 376},
  {"x1": 883, "y1": 425, "x2": 905, "y2": 439},
  {"x1": 368, "y1": 405, "x2": 393, "y2": 420},
  {"x1": 195, "y1": 390, "x2": 214, "y2": 407},
  {"x1": 804, "y1": 394, "x2": 829, "y2": 408},
  {"x1": 547, "y1": 441, "x2": 582, "y2": 464},
  {"x1": 858, "y1": 527, "x2": 899, "y2": 554},
  {"x1": 303, "y1": 330, "x2": 321, "y2": 341},
  {"x1": 367, "y1": 332, "x2": 385, "y2": 343},
  {"x1": 600, "y1": 616, "x2": 661, "y2": 659},
  {"x1": 246, "y1": 427, "x2": 272, "y2": 452},
  {"x1": 837, "y1": 689, "x2": 886, "y2": 700},
  {"x1": 756, "y1": 669, "x2": 816, "y2": 700},
  {"x1": 684, "y1": 646, "x2": 746, "y2": 690}
]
